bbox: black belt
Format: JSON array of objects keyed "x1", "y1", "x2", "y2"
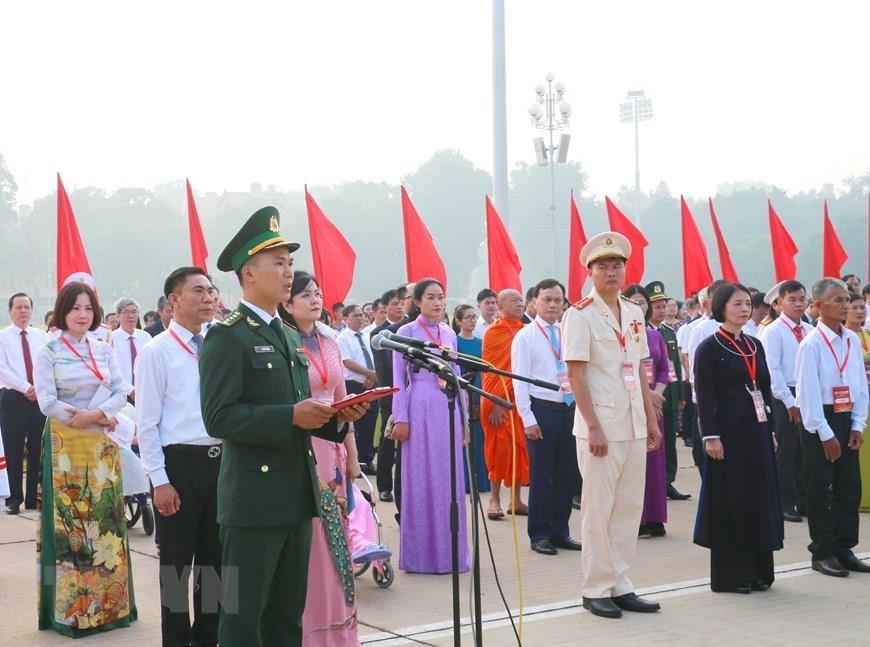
[
  {"x1": 165, "y1": 443, "x2": 222, "y2": 458},
  {"x1": 530, "y1": 396, "x2": 570, "y2": 410}
]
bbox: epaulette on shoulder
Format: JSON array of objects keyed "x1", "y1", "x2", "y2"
[
  {"x1": 572, "y1": 296, "x2": 593, "y2": 311},
  {"x1": 218, "y1": 310, "x2": 243, "y2": 327},
  {"x1": 619, "y1": 294, "x2": 635, "y2": 303}
]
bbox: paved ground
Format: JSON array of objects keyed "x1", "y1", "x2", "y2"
[{"x1": 2, "y1": 444, "x2": 869, "y2": 646}]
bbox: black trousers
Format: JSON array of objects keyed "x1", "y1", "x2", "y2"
[
  {"x1": 664, "y1": 407, "x2": 678, "y2": 485},
  {"x1": 0, "y1": 389, "x2": 45, "y2": 508},
  {"x1": 800, "y1": 408, "x2": 861, "y2": 560},
  {"x1": 772, "y1": 396, "x2": 806, "y2": 513},
  {"x1": 157, "y1": 444, "x2": 222, "y2": 647},
  {"x1": 344, "y1": 380, "x2": 378, "y2": 464},
  {"x1": 526, "y1": 398, "x2": 577, "y2": 542}
]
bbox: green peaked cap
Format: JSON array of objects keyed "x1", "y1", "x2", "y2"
[
  {"x1": 217, "y1": 206, "x2": 300, "y2": 272},
  {"x1": 644, "y1": 281, "x2": 668, "y2": 302}
]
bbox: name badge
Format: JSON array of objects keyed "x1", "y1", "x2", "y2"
[
  {"x1": 747, "y1": 388, "x2": 767, "y2": 423},
  {"x1": 622, "y1": 361, "x2": 637, "y2": 391},
  {"x1": 254, "y1": 345, "x2": 275, "y2": 353},
  {"x1": 641, "y1": 358, "x2": 654, "y2": 386},
  {"x1": 667, "y1": 359, "x2": 678, "y2": 383},
  {"x1": 556, "y1": 370, "x2": 571, "y2": 394},
  {"x1": 832, "y1": 385, "x2": 852, "y2": 413}
]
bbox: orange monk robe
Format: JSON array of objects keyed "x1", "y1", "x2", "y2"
[{"x1": 480, "y1": 317, "x2": 529, "y2": 486}]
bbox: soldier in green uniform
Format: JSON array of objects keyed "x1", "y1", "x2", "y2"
[
  {"x1": 200, "y1": 206, "x2": 368, "y2": 647},
  {"x1": 645, "y1": 281, "x2": 691, "y2": 500}
]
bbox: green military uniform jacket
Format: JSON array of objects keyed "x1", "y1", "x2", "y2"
[
  {"x1": 657, "y1": 323, "x2": 683, "y2": 411},
  {"x1": 199, "y1": 303, "x2": 345, "y2": 527}
]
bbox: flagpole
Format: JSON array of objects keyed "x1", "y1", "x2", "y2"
[{"x1": 492, "y1": 0, "x2": 509, "y2": 230}]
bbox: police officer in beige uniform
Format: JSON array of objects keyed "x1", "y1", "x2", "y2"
[{"x1": 563, "y1": 232, "x2": 663, "y2": 619}]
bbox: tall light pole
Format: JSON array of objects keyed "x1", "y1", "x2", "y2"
[
  {"x1": 619, "y1": 90, "x2": 653, "y2": 225},
  {"x1": 529, "y1": 73, "x2": 571, "y2": 276},
  {"x1": 492, "y1": 0, "x2": 509, "y2": 228}
]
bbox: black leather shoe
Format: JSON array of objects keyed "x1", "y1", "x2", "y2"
[
  {"x1": 611, "y1": 592, "x2": 661, "y2": 613},
  {"x1": 837, "y1": 554, "x2": 870, "y2": 573},
  {"x1": 379, "y1": 491, "x2": 394, "y2": 503},
  {"x1": 530, "y1": 539, "x2": 557, "y2": 555},
  {"x1": 812, "y1": 556, "x2": 849, "y2": 577},
  {"x1": 783, "y1": 510, "x2": 802, "y2": 523},
  {"x1": 667, "y1": 485, "x2": 691, "y2": 500},
  {"x1": 550, "y1": 536, "x2": 582, "y2": 551},
  {"x1": 4, "y1": 504, "x2": 19, "y2": 515},
  {"x1": 582, "y1": 597, "x2": 622, "y2": 618},
  {"x1": 361, "y1": 463, "x2": 377, "y2": 476}
]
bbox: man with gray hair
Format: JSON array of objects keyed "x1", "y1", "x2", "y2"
[
  {"x1": 113, "y1": 296, "x2": 150, "y2": 399},
  {"x1": 795, "y1": 278, "x2": 870, "y2": 577}
]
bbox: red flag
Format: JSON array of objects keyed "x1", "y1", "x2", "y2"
[
  {"x1": 186, "y1": 179, "x2": 209, "y2": 273},
  {"x1": 400, "y1": 186, "x2": 447, "y2": 290},
  {"x1": 56, "y1": 173, "x2": 95, "y2": 291},
  {"x1": 708, "y1": 198, "x2": 739, "y2": 282},
  {"x1": 567, "y1": 190, "x2": 588, "y2": 302},
  {"x1": 605, "y1": 197, "x2": 647, "y2": 284},
  {"x1": 822, "y1": 200, "x2": 848, "y2": 278},
  {"x1": 680, "y1": 196, "x2": 714, "y2": 297},
  {"x1": 485, "y1": 196, "x2": 522, "y2": 292},
  {"x1": 305, "y1": 186, "x2": 356, "y2": 311},
  {"x1": 768, "y1": 200, "x2": 799, "y2": 282}
]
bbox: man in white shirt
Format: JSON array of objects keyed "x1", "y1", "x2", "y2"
[
  {"x1": 742, "y1": 291, "x2": 769, "y2": 337},
  {"x1": 111, "y1": 297, "x2": 151, "y2": 401},
  {"x1": 136, "y1": 267, "x2": 223, "y2": 646},
  {"x1": 759, "y1": 280, "x2": 813, "y2": 523},
  {"x1": 338, "y1": 304, "x2": 379, "y2": 474},
  {"x1": 0, "y1": 292, "x2": 48, "y2": 514},
  {"x1": 795, "y1": 278, "x2": 870, "y2": 577},
  {"x1": 473, "y1": 288, "x2": 498, "y2": 339},
  {"x1": 512, "y1": 279, "x2": 580, "y2": 556}
]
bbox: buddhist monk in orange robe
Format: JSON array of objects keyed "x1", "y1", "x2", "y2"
[{"x1": 481, "y1": 288, "x2": 529, "y2": 518}]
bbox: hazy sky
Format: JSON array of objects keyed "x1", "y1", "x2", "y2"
[{"x1": 2, "y1": 1, "x2": 868, "y2": 206}]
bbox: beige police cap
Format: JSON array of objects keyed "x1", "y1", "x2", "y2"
[
  {"x1": 580, "y1": 231, "x2": 632, "y2": 266},
  {"x1": 764, "y1": 281, "x2": 786, "y2": 305}
]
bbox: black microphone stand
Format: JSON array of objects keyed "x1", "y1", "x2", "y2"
[{"x1": 399, "y1": 345, "x2": 557, "y2": 646}]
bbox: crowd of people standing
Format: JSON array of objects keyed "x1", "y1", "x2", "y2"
[{"x1": 1, "y1": 210, "x2": 869, "y2": 643}]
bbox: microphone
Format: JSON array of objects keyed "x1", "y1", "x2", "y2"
[
  {"x1": 379, "y1": 329, "x2": 442, "y2": 349},
  {"x1": 371, "y1": 332, "x2": 448, "y2": 367}
]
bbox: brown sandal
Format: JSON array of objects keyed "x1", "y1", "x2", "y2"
[{"x1": 487, "y1": 507, "x2": 505, "y2": 520}]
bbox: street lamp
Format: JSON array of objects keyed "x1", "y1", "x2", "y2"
[
  {"x1": 529, "y1": 73, "x2": 571, "y2": 275},
  {"x1": 619, "y1": 90, "x2": 653, "y2": 224}
]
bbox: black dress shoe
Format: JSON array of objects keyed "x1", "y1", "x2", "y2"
[
  {"x1": 649, "y1": 522, "x2": 667, "y2": 537},
  {"x1": 837, "y1": 554, "x2": 870, "y2": 573},
  {"x1": 379, "y1": 491, "x2": 394, "y2": 502},
  {"x1": 734, "y1": 583, "x2": 752, "y2": 594},
  {"x1": 812, "y1": 556, "x2": 849, "y2": 577},
  {"x1": 361, "y1": 463, "x2": 378, "y2": 476},
  {"x1": 611, "y1": 592, "x2": 661, "y2": 613},
  {"x1": 667, "y1": 485, "x2": 691, "y2": 500},
  {"x1": 582, "y1": 597, "x2": 622, "y2": 618},
  {"x1": 550, "y1": 536, "x2": 582, "y2": 551},
  {"x1": 782, "y1": 510, "x2": 802, "y2": 523},
  {"x1": 4, "y1": 504, "x2": 19, "y2": 515},
  {"x1": 751, "y1": 580, "x2": 770, "y2": 591},
  {"x1": 530, "y1": 539, "x2": 558, "y2": 555}
]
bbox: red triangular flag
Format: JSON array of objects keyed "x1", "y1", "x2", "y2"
[
  {"x1": 822, "y1": 200, "x2": 848, "y2": 278},
  {"x1": 605, "y1": 197, "x2": 647, "y2": 284},
  {"x1": 401, "y1": 186, "x2": 447, "y2": 290},
  {"x1": 485, "y1": 196, "x2": 522, "y2": 292},
  {"x1": 186, "y1": 179, "x2": 209, "y2": 273},
  {"x1": 567, "y1": 190, "x2": 588, "y2": 303},
  {"x1": 680, "y1": 196, "x2": 714, "y2": 297},
  {"x1": 768, "y1": 200, "x2": 799, "y2": 281},
  {"x1": 708, "y1": 198, "x2": 739, "y2": 282},
  {"x1": 56, "y1": 173, "x2": 95, "y2": 292},
  {"x1": 305, "y1": 186, "x2": 356, "y2": 311}
]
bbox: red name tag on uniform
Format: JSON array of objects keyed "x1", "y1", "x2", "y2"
[
  {"x1": 832, "y1": 385, "x2": 852, "y2": 413},
  {"x1": 749, "y1": 389, "x2": 767, "y2": 423},
  {"x1": 557, "y1": 370, "x2": 571, "y2": 394},
  {"x1": 667, "y1": 359, "x2": 678, "y2": 383},
  {"x1": 622, "y1": 361, "x2": 637, "y2": 390},
  {"x1": 641, "y1": 358, "x2": 654, "y2": 386}
]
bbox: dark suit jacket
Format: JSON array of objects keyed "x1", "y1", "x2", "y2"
[
  {"x1": 199, "y1": 303, "x2": 345, "y2": 527},
  {"x1": 144, "y1": 320, "x2": 166, "y2": 337}
]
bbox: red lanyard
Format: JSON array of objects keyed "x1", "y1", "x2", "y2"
[
  {"x1": 534, "y1": 321, "x2": 562, "y2": 361},
  {"x1": 820, "y1": 328, "x2": 851, "y2": 379},
  {"x1": 168, "y1": 328, "x2": 199, "y2": 360},
  {"x1": 716, "y1": 329, "x2": 758, "y2": 388},
  {"x1": 781, "y1": 317, "x2": 805, "y2": 343},
  {"x1": 417, "y1": 317, "x2": 443, "y2": 345},
  {"x1": 302, "y1": 333, "x2": 329, "y2": 386},
  {"x1": 59, "y1": 335, "x2": 105, "y2": 383}
]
